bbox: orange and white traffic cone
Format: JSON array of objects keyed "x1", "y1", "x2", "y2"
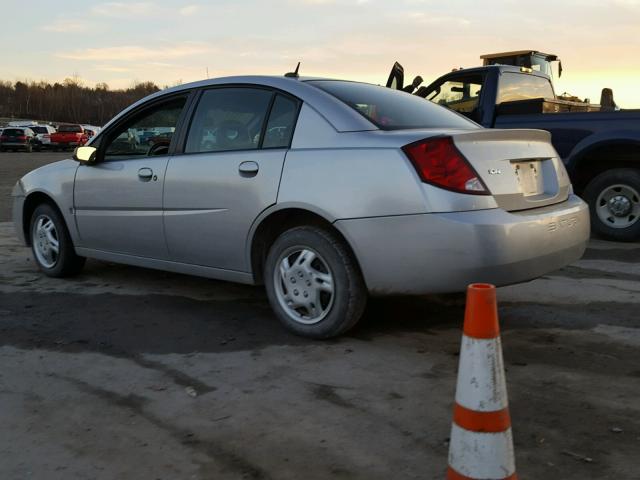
[{"x1": 447, "y1": 283, "x2": 517, "y2": 480}]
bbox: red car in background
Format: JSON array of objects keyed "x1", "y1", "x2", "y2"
[{"x1": 50, "y1": 124, "x2": 89, "y2": 151}]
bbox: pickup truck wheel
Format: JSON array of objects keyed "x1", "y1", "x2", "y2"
[
  {"x1": 264, "y1": 226, "x2": 367, "y2": 339},
  {"x1": 30, "y1": 203, "x2": 85, "y2": 277},
  {"x1": 583, "y1": 168, "x2": 640, "y2": 242}
]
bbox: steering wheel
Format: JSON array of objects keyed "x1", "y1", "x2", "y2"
[{"x1": 147, "y1": 141, "x2": 170, "y2": 156}]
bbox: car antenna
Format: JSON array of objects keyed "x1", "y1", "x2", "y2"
[{"x1": 285, "y1": 62, "x2": 301, "y2": 78}]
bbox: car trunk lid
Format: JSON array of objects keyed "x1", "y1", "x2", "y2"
[{"x1": 450, "y1": 128, "x2": 570, "y2": 211}]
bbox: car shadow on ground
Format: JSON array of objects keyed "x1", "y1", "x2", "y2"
[{"x1": 0, "y1": 284, "x2": 465, "y2": 358}]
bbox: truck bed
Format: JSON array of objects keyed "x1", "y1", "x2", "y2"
[{"x1": 494, "y1": 109, "x2": 640, "y2": 158}]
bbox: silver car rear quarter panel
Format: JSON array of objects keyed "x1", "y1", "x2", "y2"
[{"x1": 334, "y1": 195, "x2": 589, "y2": 295}]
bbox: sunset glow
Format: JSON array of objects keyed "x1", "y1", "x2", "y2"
[{"x1": 1, "y1": 0, "x2": 639, "y2": 107}]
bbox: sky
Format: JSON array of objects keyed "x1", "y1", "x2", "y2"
[{"x1": 1, "y1": 0, "x2": 639, "y2": 107}]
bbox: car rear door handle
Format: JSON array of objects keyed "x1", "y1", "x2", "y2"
[
  {"x1": 239, "y1": 161, "x2": 259, "y2": 176},
  {"x1": 138, "y1": 167, "x2": 154, "y2": 181}
]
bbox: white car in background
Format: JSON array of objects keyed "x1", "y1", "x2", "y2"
[{"x1": 28, "y1": 125, "x2": 57, "y2": 148}]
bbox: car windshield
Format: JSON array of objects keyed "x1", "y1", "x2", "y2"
[
  {"x1": 307, "y1": 80, "x2": 478, "y2": 130},
  {"x1": 30, "y1": 126, "x2": 48, "y2": 134}
]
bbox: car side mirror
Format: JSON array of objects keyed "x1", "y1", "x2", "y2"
[{"x1": 74, "y1": 146, "x2": 98, "y2": 164}]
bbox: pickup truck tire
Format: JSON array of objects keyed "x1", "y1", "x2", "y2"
[{"x1": 583, "y1": 168, "x2": 640, "y2": 242}]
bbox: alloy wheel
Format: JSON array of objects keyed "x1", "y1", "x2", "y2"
[{"x1": 273, "y1": 247, "x2": 335, "y2": 325}]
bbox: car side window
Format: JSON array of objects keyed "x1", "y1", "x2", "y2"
[
  {"x1": 104, "y1": 97, "x2": 187, "y2": 159},
  {"x1": 185, "y1": 88, "x2": 273, "y2": 153},
  {"x1": 262, "y1": 94, "x2": 299, "y2": 149},
  {"x1": 427, "y1": 75, "x2": 484, "y2": 117}
]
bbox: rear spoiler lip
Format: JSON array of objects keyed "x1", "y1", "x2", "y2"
[{"x1": 450, "y1": 128, "x2": 552, "y2": 144}]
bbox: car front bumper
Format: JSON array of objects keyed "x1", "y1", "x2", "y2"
[
  {"x1": 12, "y1": 182, "x2": 26, "y2": 245},
  {"x1": 335, "y1": 194, "x2": 590, "y2": 295}
]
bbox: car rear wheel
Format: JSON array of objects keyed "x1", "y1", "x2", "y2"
[
  {"x1": 583, "y1": 168, "x2": 640, "y2": 242},
  {"x1": 264, "y1": 226, "x2": 367, "y2": 338},
  {"x1": 30, "y1": 203, "x2": 85, "y2": 277}
]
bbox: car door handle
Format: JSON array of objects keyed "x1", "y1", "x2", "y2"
[
  {"x1": 138, "y1": 167, "x2": 154, "y2": 181},
  {"x1": 239, "y1": 161, "x2": 259, "y2": 176}
]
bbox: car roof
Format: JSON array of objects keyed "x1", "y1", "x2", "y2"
[{"x1": 105, "y1": 75, "x2": 378, "y2": 133}]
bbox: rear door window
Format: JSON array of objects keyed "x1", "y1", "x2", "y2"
[
  {"x1": 262, "y1": 94, "x2": 299, "y2": 149},
  {"x1": 185, "y1": 88, "x2": 274, "y2": 153}
]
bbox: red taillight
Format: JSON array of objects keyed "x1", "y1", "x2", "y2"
[
  {"x1": 17, "y1": 135, "x2": 27, "y2": 141},
  {"x1": 0, "y1": 136, "x2": 6, "y2": 142},
  {"x1": 402, "y1": 137, "x2": 489, "y2": 195}
]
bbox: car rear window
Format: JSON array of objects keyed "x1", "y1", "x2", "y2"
[
  {"x1": 58, "y1": 125, "x2": 82, "y2": 133},
  {"x1": 307, "y1": 80, "x2": 478, "y2": 130},
  {"x1": 30, "y1": 126, "x2": 48, "y2": 134},
  {"x1": 497, "y1": 73, "x2": 555, "y2": 103},
  {"x1": 3, "y1": 129, "x2": 23, "y2": 135}
]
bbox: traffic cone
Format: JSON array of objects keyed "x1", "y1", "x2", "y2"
[{"x1": 447, "y1": 283, "x2": 517, "y2": 480}]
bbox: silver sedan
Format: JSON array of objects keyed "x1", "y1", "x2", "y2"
[{"x1": 12, "y1": 75, "x2": 589, "y2": 338}]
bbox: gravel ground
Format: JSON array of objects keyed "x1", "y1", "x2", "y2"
[{"x1": 1, "y1": 152, "x2": 639, "y2": 479}]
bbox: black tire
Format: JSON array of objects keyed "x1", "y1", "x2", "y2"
[
  {"x1": 30, "y1": 203, "x2": 85, "y2": 277},
  {"x1": 264, "y1": 226, "x2": 367, "y2": 339},
  {"x1": 583, "y1": 168, "x2": 640, "y2": 242}
]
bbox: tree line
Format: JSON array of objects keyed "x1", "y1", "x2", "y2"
[{"x1": 0, "y1": 77, "x2": 163, "y2": 126}]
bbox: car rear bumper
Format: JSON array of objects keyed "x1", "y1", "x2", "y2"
[{"x1": 335, "y1": 194, "x2": 590, "y2": 295}]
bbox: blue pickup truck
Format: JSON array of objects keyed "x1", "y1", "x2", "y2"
[{"x1": 387, "y1": 63, "x2": 640, "y2": 241}]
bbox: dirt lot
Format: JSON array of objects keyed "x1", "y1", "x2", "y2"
[{"x1": 1, "y1": 152, "x2": 639, "y2": 479}]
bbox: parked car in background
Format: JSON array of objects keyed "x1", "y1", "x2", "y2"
[
  {"x1": 0, "y1": 127, "x2": 38, "y2": 152},
  {"x1": 28, "y1": 125, "x2": 57, "y2": 149},
  {"x1": 388, "y1": 62, "x2": 640, "y2": 241},
  {"x1": 12, "y1": 75, "x2": 589, "y2": 338},
  {"x1": 50, "y1": 124, "x2": 89, "y2": 151}
]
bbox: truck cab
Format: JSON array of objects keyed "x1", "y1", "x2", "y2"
[{"x1": 419, "y1": 65, "x2": 559, "y2": 126}]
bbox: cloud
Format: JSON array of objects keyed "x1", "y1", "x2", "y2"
[
  {"x1": 179, "y1": 4, "x2": 199, "y2": 15},
  {"x1": 94, "y1": 65, "x2": 131, "y2": 72},
  {"x1": 404, "y1": 12, "x2": 471, "y2": 26},
  {"x1": 288, "y1": 0, "x2": 370, "y2": 4},
  {"x1": 42, "y1": 19, "x2": 91, "y2": 33},
  {"x1": 91, "y1": 2, "x2": 155, "y2": 17},
  {"x1": 57, "y1": 42, "x2": 215, "y2": 61}
]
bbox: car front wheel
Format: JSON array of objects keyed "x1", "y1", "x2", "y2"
[
  {"x1": 264, "y1": 226, "x2": 367, "y2": 339},
  {"x1": 30, "y1": 203, "x2": 85, "y2": 277},
  {"x1": 583, "y1": 168, "x2": 640, "y2": 242}
]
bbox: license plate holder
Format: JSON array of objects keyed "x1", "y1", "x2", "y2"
[{"x1": 513, "y1": 161, "x2": 542, "y2": 196}]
